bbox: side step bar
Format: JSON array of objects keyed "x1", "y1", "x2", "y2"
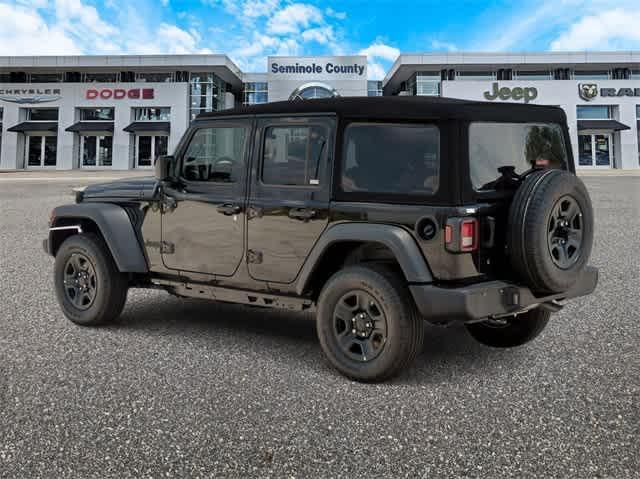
[{"x1": 151, "y1": 278, "x2": 315, "y2": 312}]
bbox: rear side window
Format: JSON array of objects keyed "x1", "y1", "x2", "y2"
[
  {"x1": 469, "y1": 122, "x2": 568, "y2": 191},
  {"x1": 342, "y1": 123, "x2": 440, "y2": 195},
  {"x1": 262, "y1": 125, "x2": 328, "y2": 186}
]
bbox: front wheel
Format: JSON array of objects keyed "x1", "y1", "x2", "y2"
[
  {"x1": 465, "y1": 308, "x2": 550, "y2": 348},
  {"x1": 316, "y1": 265, "x2": 424, "y2": 382},
  {"x1": 54, "y1": 233, "x2": 128, "y2": 326}
]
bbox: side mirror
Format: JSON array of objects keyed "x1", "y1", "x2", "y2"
[{"x1": 155, "y1": 155, "x2": 174, "y2": 182}]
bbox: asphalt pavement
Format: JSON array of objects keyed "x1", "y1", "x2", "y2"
[{"x1": 0, "y1": 177, "x2": 638, "y2": 478}]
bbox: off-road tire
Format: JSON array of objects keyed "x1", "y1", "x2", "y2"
[
  {"x1": 316, "y1": 264, "x2": 424, "y2": 382},
  {"x1": 507, "y1": 169, "x2": 593, "y2": 294},
  {"x1": 465, "y1": 308, "x2": 551, "y2": 348},
  {"x1": 54, "y1": 233, "x2": 128, "y2": 326}
]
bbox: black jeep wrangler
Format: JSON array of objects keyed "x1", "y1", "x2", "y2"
[{"x1": 44, "y1": 97, "x2": 598, "y2": 382}]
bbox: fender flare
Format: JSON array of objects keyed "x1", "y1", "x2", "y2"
[
  {"x1": 295, "y1": 223, "x2": 433, "y2": 295},
  {"x1": 50, "y1": 203, "x2": 148, "y2": 273}
]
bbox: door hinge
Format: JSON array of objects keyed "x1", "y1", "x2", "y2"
[{"x1": 247, "y1": 249, "x2": 263, "y2": 264}]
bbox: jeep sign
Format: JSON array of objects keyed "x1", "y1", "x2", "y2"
[{"x1": 483, "y1": 82, "x2": 538, "y2": 103}]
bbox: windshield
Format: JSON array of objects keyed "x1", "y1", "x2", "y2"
[{"x1": 469, "y1": 122, "x2": 568, "y2": 191}]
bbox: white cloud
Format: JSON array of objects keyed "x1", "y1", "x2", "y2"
[
  {"x1": 325, "y1": 7, "x2": 346, "y2": 20},
  {"x1": 301, "y1": 26, "x2": 334, "y2": 44},
  {"x1": 358, "y1": 41, "x2": 399, "y2": 79},
  {"x1": 0, "y1": 3, "x2": 81, "y2": 55},
  {"x1": 358, "y1": 42, "x2": 400, "y2": 62},
  {"x1": 267, "y1": 3, "x2": 323, "y2": 35},
  {"x1": 431, "y1": 39, "x2": 458, "y2": 52},
  {"x1": 161, "y1": 0, "x2": 169, "y2": 6},
  {"x1": 550, "y1": 8, "x2": 640, "y2": 50},
  {"x1": 243, "y1": 0, "x2": 279, "y2": 18}
]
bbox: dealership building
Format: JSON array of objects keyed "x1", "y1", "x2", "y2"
[{"x1": 1, "y1": 51, "x2": 639, "y2": 171}]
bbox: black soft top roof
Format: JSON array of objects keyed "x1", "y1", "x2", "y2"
[{"x1": 197, "y1": 96, "x2": 567, "y2": 123}]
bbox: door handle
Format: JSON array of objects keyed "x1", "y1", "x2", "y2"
[
  {"x1": 217, "y1": 203, "x2": 242, "y2": 215},
  {"x1": 289, "y1": 208, "x2": 317, "y2": 221}
]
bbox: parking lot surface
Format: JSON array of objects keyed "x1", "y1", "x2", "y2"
[{"x1": 0, "y1": 177, "x2": 638, "y2": 478}]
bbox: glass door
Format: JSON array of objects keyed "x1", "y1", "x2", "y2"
[
  {"x1": 135, "y1": 135, "x2": 168, "y2": 168},
  {"x1": 26, "y1": 135, "x2": 57, "y2": 168},
  {"x1": 81, "y1": 135, "x2": 113, "y2": 168},
  {"x1": 577, "y1": 134, "x2": 612, "y2": 168}
]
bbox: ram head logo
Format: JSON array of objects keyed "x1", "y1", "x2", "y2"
[{"x1": 578, "y1": 83, "x2": 598, "y2": 101}]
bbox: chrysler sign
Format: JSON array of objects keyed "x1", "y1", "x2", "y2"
[
  {"x1": 0, "y1": 88, "x2": 62, "y2": 104},
  {"x1": 86, "y1": 88, "x2": 155, "y2": 100}
]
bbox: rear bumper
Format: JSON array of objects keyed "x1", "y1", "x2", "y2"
[{"x1": 410, "y1": 266, "x2": 598, "y2": 323}]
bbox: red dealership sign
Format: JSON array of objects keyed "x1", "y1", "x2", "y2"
[{"x1": 85, "y1": 88, "x2": 155, "y2": 100}]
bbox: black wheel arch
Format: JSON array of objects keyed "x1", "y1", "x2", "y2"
[
  {"x1": 295, "y1": 223, "x2": 433, "y2": 296},
  {"x1": 49, "y1": 203, "x2": 148, "y2": 273}
]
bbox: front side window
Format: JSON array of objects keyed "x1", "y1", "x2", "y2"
[
  {"x1": 342, "y1": 124, "x2": 440, "y2": 195},
  {"x1": 181, "y1": 126, "x2": 247, "y2": 182},
  {"x1": 262, "y1": 125, "x2": 328, "y2": 186},
  {"x1": 469, "y1": 122, "x2": 568, "y2": 191}
]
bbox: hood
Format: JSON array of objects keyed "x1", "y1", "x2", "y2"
[{"x1": 81, "y1": 176, "x2": 157, "y2": 201}]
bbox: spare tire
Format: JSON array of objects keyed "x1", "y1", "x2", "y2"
[{"x1": 507, "y1": 169, "x2": 593, "y2": 294}]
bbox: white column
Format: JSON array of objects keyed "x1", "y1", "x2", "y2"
[{"x1": 618, "y1": 103, "x2": 639, "y2": 170}]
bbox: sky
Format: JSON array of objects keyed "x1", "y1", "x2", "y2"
[{"x1": 1, "y1": 0, "x2": 639, "y2": 79}]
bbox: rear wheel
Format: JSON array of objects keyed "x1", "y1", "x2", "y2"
[
  {"x1": 465, "y1": 308, "x2": 550, "y2": 348},
  {"x1": 54, "y1": 233, "x2": 128, "y2": 326},
  {"x1": 316, "y1": 265, "x2": 424, "y2": 382}
]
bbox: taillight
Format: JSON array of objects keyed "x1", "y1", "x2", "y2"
[
  {"x1": 445, "y1": 217, "x2": 479, "y2": 253},
  {"x1": 460, "y1": 219, "x2": 478, "y2": 252}
]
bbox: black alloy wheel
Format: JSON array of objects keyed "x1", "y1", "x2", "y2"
[
  {"x1": 63, "y1": 253, "x2": 98, "y2": 310},
  {"x1": 316, "y1": 265, "x2": 424, "y2": 382},
  {"x1": 547, "y1": 195, "x2": 583, "y2": 270},
  {"x1": 54, "y1": 233, "x2": 128, "y2": 326},
  {"x1": 332, "y1": 289, "x2": 388, "y2": 362}
]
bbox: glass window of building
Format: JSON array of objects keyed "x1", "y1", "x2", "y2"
[
  {"x1": 28, "y1": 73, "x2": 64, "y2": 83},
  {"x1": 243, "y1": 82, "x2": 268, "y2": 105},
  {"x1": 577, "y1": 105, "x2": 612, "y2": 119},
  {"x1": 28, "y1": 108, "x2": 58, "y2": 121},
  {"x1": 289, "y1": 83, "x2": 338, "y2": 100},
  {"x1": 573, "y1": 70, "x2": 610, "y2": 80},
  {"x1": 135, "y1": 72, "x2": 174, "y2": 83},
  {"x1": 27, "y1": 136, "x2": 57, "y2": 167},
  {"x1": 455, "y1": 71, "x2": 497, "y2": 81},
  {"x1": 367, "y1": 81, "x2": 383, "y2": 97},
  {"x1": 342, "y1": 124, "x2": 440, "y2": 195},
  {"x1": 81, "y1": 135, "x2": 113, "y2": 168},
  {"x1": 407, "y1": 72, "x2": 440, "y2": 96},
  {"x1": 0, "y1": 73, "x2": 11, "y2": 83},
  {"x1": 136, "y1": 135, "x2": 168, "y2": 168},
  {"x1": 80, "y1": 107, "x2": 115, "y2": 121},
  {"x1": 262, "y1": 125, "x2": 329, "y2": 186},
  {"x1": 83, "y1": 72, "x2": 119, "y2": 83},
  {"x1": 514, "y1": 70, "x2": 553, "y2": 80},
  {"x1": 469, "y1": 123, "x2": 568, "y2": 190},
  {"x1": 134, "y1": 107, "x2": 171, "y2": 121},
  {"x1": 190, "y1": 72, "x2": 226, "y2": 120}
]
